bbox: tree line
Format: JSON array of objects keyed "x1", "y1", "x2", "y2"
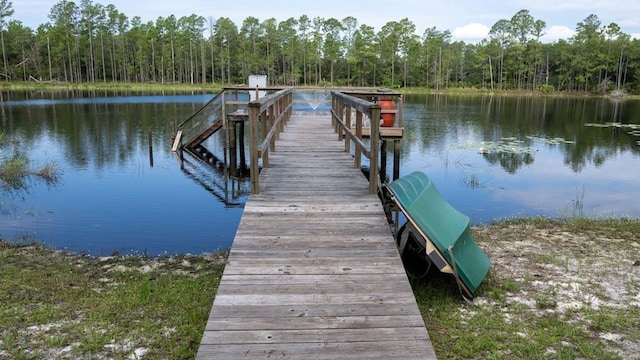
[{"x1": 1, "y1": 0, "x2": 639, "y2": 94}]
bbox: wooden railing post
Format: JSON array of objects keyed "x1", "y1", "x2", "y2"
[
  {"x1": 248, "y1": 103, "x2": 261, "y2": 194},
  {"x1": 329, "y1": 90, "x2": 384, "y2": 195},
  {"x1": 261, "y1": 110, "x2": 270, "y2": 169},
  {"x1": 331, "y1": 96, "x2": 338, "y2": 132},
  {"x1": 369, "y1": 105, "x2": 380, "y2": 194},
  {"x1": 287, "y1": 93, "x2": 293, "y2": 124},
  {"x1": 345, "y1": 106, "x2": 352, "y2": 153},
  {"x1": 337, "y1": 98, "x2": 344, "y2": 141},
  {"x1": 269, "y1": 103, "x2": 276, "y2": 150},
  {"x1": 355, "y1": 111, "x2": 362, "y2": 169},
  {"x1": 276, "y1": 98, "x2": 284, "y2": 140}
]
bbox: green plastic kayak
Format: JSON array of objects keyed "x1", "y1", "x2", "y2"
[{"x1": 387, "y1": 171, "x2": 490, "y2": 298}]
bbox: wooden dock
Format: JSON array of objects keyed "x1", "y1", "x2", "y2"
[{"x1": 196, "y1": 113, "x2": 437, "y2": 359}]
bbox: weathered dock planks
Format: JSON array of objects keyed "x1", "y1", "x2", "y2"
[{"x1": 196, "y1": 113, "x2": 437, "y2": 359}]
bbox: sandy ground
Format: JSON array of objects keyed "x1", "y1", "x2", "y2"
[{"x1": 472, "y1": 223, "x2": 640, "y2": 359}]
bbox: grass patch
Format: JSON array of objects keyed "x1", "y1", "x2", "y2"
[
  {"x1": 1, "y1": 217, "x2": 639, "y2": 359},
  {"x1": 0, "y1": 241, "x2": 225, "y2": 359}
]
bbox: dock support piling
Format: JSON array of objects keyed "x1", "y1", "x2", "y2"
[
  {"x1": 229, "y1": 121, "x2": 237, "y2": 175},
  {"x1": 380, "y1": 140, "x2": 388, "y2": 184},
  {"x1": 393, "y1": 139, "x2": 401, "y2": 181},
  {"x1": 238, "y1": 121, "x2": 246, "y2": 175}
]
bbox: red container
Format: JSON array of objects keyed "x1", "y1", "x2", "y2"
[{"x1": 379, "y1": 98, "x2": 396, "y2": 127}]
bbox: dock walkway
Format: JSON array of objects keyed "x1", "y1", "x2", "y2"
[{"x1": 196, "y1": 113, "x2": 437, "y2": 359}]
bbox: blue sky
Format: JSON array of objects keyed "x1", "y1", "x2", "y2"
[{"x1": 12, "y1": 0, "x2": 640, "y2": 43}]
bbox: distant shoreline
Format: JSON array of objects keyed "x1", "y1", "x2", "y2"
[{"x1": 2, "y1": 81, "x2": 639, "y2": 100}]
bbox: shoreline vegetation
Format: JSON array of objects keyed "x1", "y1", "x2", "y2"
[
  {"x1": 3, "y1": 80, "x2": 640, "y2": 100},
  {"x1": 1, "y1": 217, "x2": 639, "y2": 359}
]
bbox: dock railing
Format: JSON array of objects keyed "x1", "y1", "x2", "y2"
[
  {"x1": 330, "y1": 91, "x2": 381, "y2": 194},
  {"x1": 175, "y1": 92, "x2": 225, "y2": 150},
  {"x1": 174, "y1": 86, "x2": 285, "y2": 151},
  {"x1": 248, "y1": 88, "x2": 294, "y2": 194}
]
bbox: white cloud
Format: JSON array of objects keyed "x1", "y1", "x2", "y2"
[
  {"x1": 541, "y1": 25, "x2": 576, "y2": 43},
  {"x1": 452, "y1": 23, "x2": 490, "y2": 43}
]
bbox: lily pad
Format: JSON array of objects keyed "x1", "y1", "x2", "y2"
[
  {"x1": 455, "y1": 134, "x2": 577, "y2": 155},
  {"x1": 586, "y1": 122, "x2": 640, "y2": 130},
  {"x1": 526, "y1": 135, "x2": 575, "y2": 145}
]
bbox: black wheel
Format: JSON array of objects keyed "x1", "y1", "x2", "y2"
[{"x1": 396, "y1": 223, "x2": 432, "y2": 279}]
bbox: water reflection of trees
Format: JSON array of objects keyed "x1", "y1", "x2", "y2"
[
  {"x1": 482, "y1": 152, "x2": 535, "y2": 174},
  {"x1": 402, "y1": 94, "x2": 640, "y2": 174},
  {"x1": 5, "y1": 93, "x2": 640, "y2": 177},
  {"x1": 1, "y1": 98, "x2": 198, "y2": 169}
]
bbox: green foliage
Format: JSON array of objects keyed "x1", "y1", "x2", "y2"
[
  {"x1": 538, "y1": 84, "x2": 556, "y2": 93},
  {"x1": 1, "y1": 3, "x2": 639, "y2": 93}
]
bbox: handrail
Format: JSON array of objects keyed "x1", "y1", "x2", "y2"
[
  {"x1": 178, "y1": 92, "x2": 223, "y2": 129},
  {"x1": 175, "y1": 87, "x2": 287, "y2": 151},
  {"x1": 248, "y1": 88, "x2": 294, "y2": 194},
  {"x1": 330, "y1": 91, "x2": 380, "y2": 194},
  {"x1": 176, "y1": 92, "x2": 225, "y2": 148}
]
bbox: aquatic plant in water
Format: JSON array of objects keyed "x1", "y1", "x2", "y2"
[
  {"x1": 0, "y1": 132, "x2": 60, "y2": 194},
  {"x1": 453, "y1": 135, "x2": 575, "y2": 155},
  {"x1": 585, "y1": 122, "x2": 640, "y2": 146}
]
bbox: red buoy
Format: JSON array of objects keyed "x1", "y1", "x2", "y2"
[{"x1": 379, "y1": 98, "x2": 396, "y2": 127}]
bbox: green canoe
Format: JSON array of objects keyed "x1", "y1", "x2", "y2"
[{"x1": 387, "y1": 171, "x2": 490, "y2": 298}]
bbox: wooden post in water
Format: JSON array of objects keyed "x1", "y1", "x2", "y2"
[
  {"x1": 393, "y1": 140, "x2": 401, "y2": 180},
  {"x1": 228, "y1": 120, "x2": 237, "y2": 175},
  {"x1": 148, "y1": 129, "x2": 154, "y2": 167},
  {"x1": 239, "y1": 121, "x2": 246, "y2": 175}
]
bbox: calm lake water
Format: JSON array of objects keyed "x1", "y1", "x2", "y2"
[
  {"x1": 1, "y1": 91, "x2": 639, "y2": 255},
  {"x1": 399, "y1": 94, "x2": 640, "y2": 224}
]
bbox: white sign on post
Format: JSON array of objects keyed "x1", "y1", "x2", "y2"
[{"x1": 249, "y1": 75, "x2": 267, "y2": 101}]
